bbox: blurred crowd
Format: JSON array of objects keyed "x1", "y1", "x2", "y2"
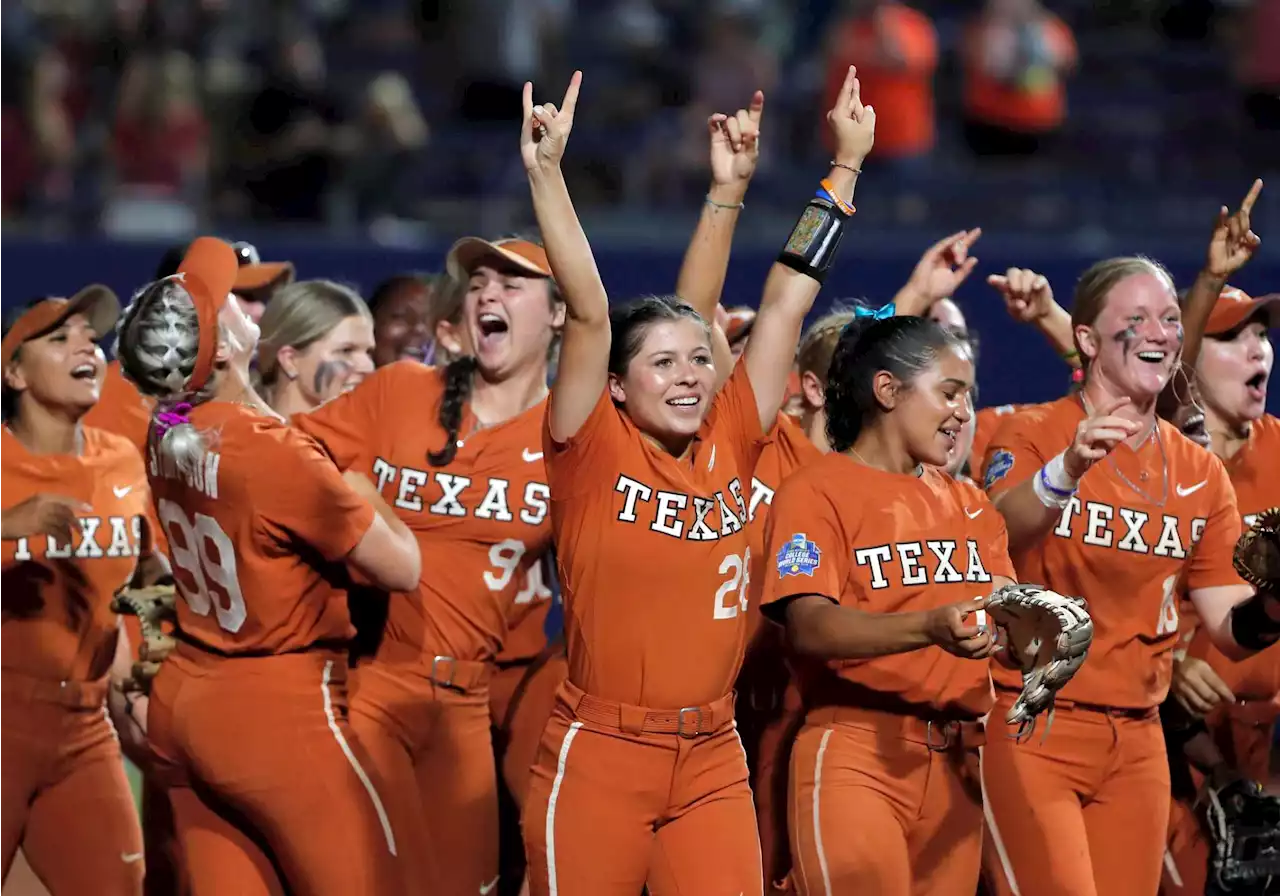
[{"x1": 2, "y1": 0, "x2": 1277, "y2": 238}]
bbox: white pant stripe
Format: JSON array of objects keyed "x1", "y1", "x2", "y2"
[
  {"x1": 812, "y1": 728, "x2": 834, "y2": 896},
  {"x1": 978, "y1": 746, "x2": 1021, "y2": 896},
  {"x1": 320, "y1": 661, "x2": 397, "y2": 857},
  {"x1": 546, "y1": 721, "x2": 583, "y2": 896}
]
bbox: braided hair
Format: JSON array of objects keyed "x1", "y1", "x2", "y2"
[{"x1": 427, "y1": 355, "x2": 480, "y2": 466}]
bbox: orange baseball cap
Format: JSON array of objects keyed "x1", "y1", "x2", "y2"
[
  {"x1": 445, "y1": 238, "x2": 552, "y2": 282},
  {"x1": 232, "y1": 241, "x2": 296, "y2": 293},
  {"x1": 2, "y1": 285, "x2": 120, "y2": 369},
  {"x1": 174, "y1": 237, "x2": 240, "y2": 391},
  {"x1": 724, "y1": 306, "x2": 757, "y2": 345},
  {"x1": 1205, "y1": 285, "x2": 1280, "y2": 335}
]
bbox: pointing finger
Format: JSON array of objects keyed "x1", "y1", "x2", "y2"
[
  {"x1": 747, "y1": 89, "x2": 765, "y2": 125},
  {"x1": 561, "y1": 70, "x2": 582, "y2": 115},
  {"x1": 1240, "y1": 177, "x2": 1263, "y2": 215}
]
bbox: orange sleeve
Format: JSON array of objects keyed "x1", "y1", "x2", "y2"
[
  {"x1": 258, "y1": 428, "x2": 377, "y2": 562},
  {"x1": 761, "y1": 475, "x2": 850, "y2": 609},
  {"x1": 1185, "y1": 459, "x2": 1247, "y2": 592},
  {"x1": 981, "y1": 413, "x2": 1048, "y2": 498},
  {"x1": 706, "y1": 357, "x2": 770, "y2": 476},
  {"x1": 293, "y1": 362, "x2": 399, "y2": 470},
  {"x1": 543, "y1": 387, "x2": 634, "y2": 499}
]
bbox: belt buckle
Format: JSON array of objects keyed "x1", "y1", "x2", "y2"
[
  {"x1": 926, "y1": 719, "x2": 955, "y2": 752},
  {"x1": 431, "y1": 656, "x2": 456, "y2": 688},
  {"x1": 677, "y1": 706, "x2": 704, "y2": 738}
]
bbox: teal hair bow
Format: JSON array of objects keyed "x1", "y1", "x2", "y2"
[{"x1": 853, "y1": 302, "x2": 896, "y2": 321}]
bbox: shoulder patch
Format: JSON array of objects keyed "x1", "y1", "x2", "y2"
[
  {"x1": 984, "y1": 449, "x2": 1015, "y2": 490},
  {"x1": 777, "y1": 533, "x2": 821, "y2": 578}
]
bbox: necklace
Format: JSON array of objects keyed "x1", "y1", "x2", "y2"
[
  {"x1": 848, "y1": 446, "x2": 923, "y2": 478},
  {"x1": 1078, "y1": 394, "x2": 1168, "y2": 507}
]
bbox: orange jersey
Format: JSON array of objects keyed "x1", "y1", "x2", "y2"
[
  {"x1": 147, "y1": 403, "x2": 374, "y2": 655},
  {"x1": 1181, "y1": 414, "x2": 1280, "y2": 780},
  {"x1": 746, "y1": 413, "x2": 824, "y2": 633},
  {"x1": 295, "y1": 361, "x2": 553, "y2": 666},
  {"x1": 83, "y1": 360, "x2": 154, "y2": 456},
  {"x1": 546, "y1": 359, "x2": 766, "y2": 709},
  {"x1": 970, "y1": 404, "x2": 1026, "y2": 474},
  {"x1": 983, "y1": 396, "x2": 1245, "y2": 709},
  {"x1": 761, "y1": 457, "x2": 1012, "y2": 718},
  {"x1": 496, "y1": 554, "x2": 557, "y2": 663},
  {"x1": 2, "y1": 426, "x2": 155, "y2": 680}
]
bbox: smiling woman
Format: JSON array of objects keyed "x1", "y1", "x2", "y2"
[
  {"x1": 256, "y1": 279, "x2": 376, "y2": 421},
  {"x1": 1, "y1": 287, "x2": 160, "y2": 896}
]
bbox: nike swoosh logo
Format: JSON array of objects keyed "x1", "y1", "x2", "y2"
[
  {"x1": 113, "y1": 486, "x2": 132, "y2": 498},
  {"x1": 121, "y1": 852, "x2": 144, "y2": 863},
  {"x1": 966, "y1": 508, "x2": 983, "y2": 519},
  {"x1": 479, "y1": 875, "x2": 500, "y2": 895},
  {"x1": 522, "y1": 449, "x2": 544, "y2": 463},
  {"x1": 1176, "y1": 481, "x2": 1207, "y2": 497}
]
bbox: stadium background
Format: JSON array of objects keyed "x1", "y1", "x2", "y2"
[{"x1": 2, "y1": 0, "x2": 1278, "y2": 415}]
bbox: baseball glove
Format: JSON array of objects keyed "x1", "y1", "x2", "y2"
[
  {"x1": 111, "y1": 584, "x2": 177, "y2": 693},
  {"x1": 1234, "y1": 507, "x2": 1280, "y2": 595},
  {"x1": 1203, "y1": 778, "x2": 1280, "y2": 894},
  {"x1": 985, "y1": 583, "x2": 1094, "y2": 740}
]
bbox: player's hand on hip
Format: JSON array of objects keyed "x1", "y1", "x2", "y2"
[
  {"x1": 927, "y1": 596, "x2": 997, "y2": 659},
  {"x1": 1, "y1": 493, "x2": 91, "y2": 542},
  {"x1": 521, "y1": 71, "x2": 582, "y2": 174},
  {"x1": 828, "y1": 65, "x2": 875, "y2": 168},
  {"x1": 1172, "y1": 655, "x2": 1236, "y2": 718},
  {"x1": 1063, "y1": 396, "x2": 1141, "y2": 479}
]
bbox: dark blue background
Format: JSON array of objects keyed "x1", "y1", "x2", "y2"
[{"x1": 4, "y1": 235, "x2": 1276, "y2": 415}]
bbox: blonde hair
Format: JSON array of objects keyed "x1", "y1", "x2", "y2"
[
  {"x1": 797, "y1": 305, "x2": 859, "y2": 382},
  {"x1": 116, "y1": 278, "x2": 236, "y2": 481},
  {"x1": 1071, "y1": 256, "x2": 1177, "y2": 365},
  {"x1": 257, "y1": 280, "x2": 370, "y2": 387}
]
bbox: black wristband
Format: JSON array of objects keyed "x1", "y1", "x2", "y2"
[
  {"x1": 1229, "y1": 592, "x2": 1280, "y2": 651},
  {"x1": 777, "y1": 198, "x2": 849, "y2": 284}
]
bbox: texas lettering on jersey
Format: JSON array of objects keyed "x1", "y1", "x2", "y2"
[
  {"x1": 612, "y1": 473, "x2": 747, "y2": 540},
  {"x1": 371, "y1": 458, "x2": 549, "y2": 527},
  {"x1": 851, "y1": 538, "x2": 993, "y2": 590},
  {"x1": 1048, "y1": 496, "x2": 1206, "y2": 559},
  {"x1": 10, "y1": 515, "x2": 145, "y2": 564}
]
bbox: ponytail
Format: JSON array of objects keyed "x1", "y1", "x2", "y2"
[{"x1": 427, "y1": 356, "x2": 480, "y2": 467}]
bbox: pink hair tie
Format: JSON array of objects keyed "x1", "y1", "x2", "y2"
[
  {"x1": 154, "y1": 402, "x2": 194, "y2": 436},
  {"x1": 1071, "y1": 368, "x2": 1085, "y2": 384}
]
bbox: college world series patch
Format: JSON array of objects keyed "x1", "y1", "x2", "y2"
[
  {"x1": 777, "y1": 533, "x2": 821, "y2": 577},
  {"x1": 984, "y1": 449, "x2": 1015, "y2": 491}
]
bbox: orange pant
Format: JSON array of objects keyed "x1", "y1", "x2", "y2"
[
  {"x1": 147, "y1": 646, "x2": 399, "y2": 896},
  {"x1": 523, "y1": 680, "x2": 762, "y2": 896},
  {"x1": 980, "y1": 694, "x2": 1169, "y2": 896},
  {"x1": 350, "y1": 657, "x2": 496, "y2": 895},
  {"x1": 1161, "y1": 796, "x2": 1207, "y2": 895},
  {"x1": 737, "y1": 665, "x2": 805, "y2": 894},
  {"x1": 1, "y1": 672, "x2": 144, "y2": 895},
  {"x1": 490, "y1": 648, "x2": 570, "y2": 895},
  {"x1": 788, "y1": 706, "x2": 984, "y2": 896}
]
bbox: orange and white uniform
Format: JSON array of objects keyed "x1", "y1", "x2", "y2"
[
  {"x1": 739, "y1": 412, "x2": 823, "y2": 892},
  {"x1": 521, "y1": 360, "x2": 767, "y2": 896},
  {"x1": 980, "y1": 396, "x2": 1247, "y2": 896},
  {"x1": 295, "y1": 360, "x2": 553, "y2": 896},
  {"x1": 2, "y1": 426, "x2": 154, "y2": 894},
  {"x1": 1162, "y1": 413, "x2": 1280, "y2": 895},
  {"x1": 83, "y1": 361, "x2": 154, "y2": 457},
  {"x1": 145, "y1": 403, "x2": 398, "y2": 896},
  {"x1": 762, "y1": 456, "x2": 1012, "y2": 895}
]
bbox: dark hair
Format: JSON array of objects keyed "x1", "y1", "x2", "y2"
[
  {"x1": 824, "y1": 316, "x2": 969, "y2": 453},
  {"x1": 2, "y1": 298, "x2": 72, "y2": 421},
  {"x1": 427, "y1": 355, "x2": 480, "y2": 466},
  {"x1": 607, "y1": 295, "x2": 709, "y2": 376},
  {"x1": 368, "y1": 273, "x2": 440, "y2": 319}
]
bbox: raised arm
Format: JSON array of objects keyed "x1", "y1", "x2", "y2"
[
  {"x1": 676, "y1": 91, "x2": 765, "y2": 382},
  {"x1": 891, "y1": 228, "x2": 982, "y2": 318},
  {"x1": 1181, "y1": 178, "x2": 1262, "y2": 366},
  {"x1": 987, "y1": 268, "x2": 1078, "y2": 367},
  {"x1": 744, "y1": 65, "x2": 874, "y2": 432},
  {"x1": 521, "y1": 72, "x2": 610, "y2": 443}
]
